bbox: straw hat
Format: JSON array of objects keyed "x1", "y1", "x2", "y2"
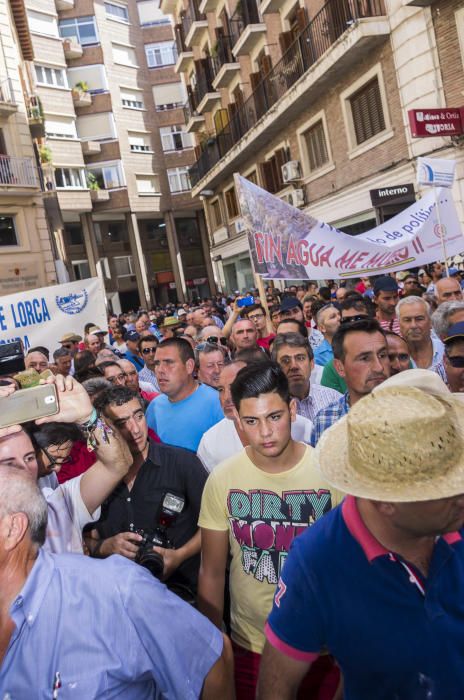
[
  {"x1": 316, "y1": 369, "x2": 464, "y2": 502},
  {"x1": 160, "y1": 316, "x2": 182, "y2": 329},
  {"x1": 59, "y1": 332, "x2": 82, "y2": 343}
]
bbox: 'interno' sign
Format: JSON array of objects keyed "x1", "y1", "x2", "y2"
[{"x1": 408, "y1": 108, "x2": 463, "y2": 137}]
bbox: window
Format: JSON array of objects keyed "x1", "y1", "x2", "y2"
[
  {"x1": 225, "y1": 187, "x2": 239, "y2": 219},
  {"x1": 145, "y1": 41, "x2": 177, "y2": 68},
  {"x1": 136, "y1": 175, "x2": 160, "y2": 195},
  {"x1": 0, "y1": 215, "x2": 18, "y2": 246},
  {"x1": 105, "y1": 2, "x2": 129, "y2": 22},
  {"x1": 349, "y1": 77, "x2": 386, "y2": 146},
  {"x1": 120, "y1": 87, "x2": 144, "y2": 109},
  {"x1": 67, "y1": 65, "x2": 108, "y2": 95},
  {"x1": 87, "y1": 162, "x2": 125, "y2": 189},
  {"x1": 152, "y1": 82, "x2": 186, "y2": 110},
  {"x1": 35, "y1": 64, "x2": 67, "y2": 88},
  {"x1": 303, "y1": 120, "x2": 329, "y2": 171},
  {"x1": 59, "y1": 16, "x2": 99, "y2": 45},
  {"x1": 45, "y1": 116, "x2": 77, "y2": 139},
  {"x1": 167, "y1": 167, "x2": 190, "y2": 193},
  {"x1": 114, "y1": 255, "x2": 134, "y2": 276},
  {"x1": 211, "y1": 199, "x2": 223, "y2": 228},
  {"x1": 137, "y1": 0, "x2": 170, "y2": 26},
  {"x1": 76, "y1": 113, "x2": 116, "y2": 141},
  {"x1": 128, "y1": 132, "x2": 152, "y2": 152},
  {"x1": 72, "y1": 260, "x2": 91, "y2": 280},
  {"x1": 259, "y1": 148, "x2": 287, "y2": 194},
  {"x1": 160, "y1": 125, "x2": 193, "y2": 151},
  {"x1": 112, "y1": 43, "x2": 138, "y2": 67},
  {"x1": 65, "y1": 223, "x2": 84, "y2": 245},
  {"x1": 55, "y1": 168, "x2": 85, "y2": 188},
  {"x1": 246, "y1": 170, "x2": 258, "y2": 185},
  {"x1": 27, "y1": 10, "x2": 58, "y2": 37}
]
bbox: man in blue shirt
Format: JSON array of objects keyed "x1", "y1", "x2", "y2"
[
  {"x1": 146, "y1": 337, "x2": 224, "y2": 452},
  {"x1": 313, "y1": 304, "x2": 340, "y2": 367},
  {"x1": 0, "y1": 466, "x2": 233, "y2": 699},
  {"x1": 257, "y1": 371, "x2": 464, "y2": 700},
  {"x1": 125, "y1": 331, "x2": 145, "y2": 371}
]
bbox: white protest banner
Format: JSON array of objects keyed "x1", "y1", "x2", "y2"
[
  {"x1": 417, "y1": 157, "x2": 456, "y2": 188},
  {"x1": 0, "y1": 277, "x2": 107, "y2": 352},
  {"x1": 234, "y1": 174, "x2": 464, "y2": 280}
]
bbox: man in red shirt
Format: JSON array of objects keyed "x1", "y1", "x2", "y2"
[{"x1": 244, "y1": 304, "x2": 275, "y2": 351}]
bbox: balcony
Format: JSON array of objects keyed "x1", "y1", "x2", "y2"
[
  {"x1": 212, "y1": 35, "x2": 240, "y2": 89},
  {"x1": 72, "y1": 87, "x2": 92, "y2": 108},
  {"x1": 0, "y1": 78, "x2": 18, "y2": 117},
  {"x1": 56, "y1": 0, "x2": 75, "y2": 9},
  {"x1": 174, "y1": 23, "x2": 194, "y2": 73},
  {"x1": 62, "y1": 37, "x2": 83, "y2": 59},
  {"x1": 230, "y1": 0, "x2": 266, "y2": 57},
  {"x1": 195, "y1": 57, "x2": 221, "y2": 113},
  {"x1": 90, "y1": 188, "x2": 110, "y2": 202},
  {"x1": 81, "y1": 140, "x2": 101, "y2": 155},
  {"x1": 26, "y1": 95, "x2": 45, "y2": 138},
  {"x1": 182, "y1": 1, "x2": 208, "y2": 48},
  {"x1": 184, "y1": 97, "x2": 205, "y2": 131},
  {"x1": 189, "y1": 0, "x2": 388, "y2": 190},
  {"x1": 0, "y1": 155, "x2": 37, "y2": 191}
]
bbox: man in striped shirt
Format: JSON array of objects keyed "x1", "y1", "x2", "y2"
[
  {"x1": 374, "y1": 276, "x2": 401, "y2": 335},
  {"x1": 272, "y1": 333, "x2": 341, "y2": 423}
]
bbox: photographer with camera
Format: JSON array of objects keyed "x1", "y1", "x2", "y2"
[
  {"x1": 0, "y1": 375, "x2": 133, "y2": 554},
  {"x1": 86, "y1": 386, "x2": 208, "y2": 596}
]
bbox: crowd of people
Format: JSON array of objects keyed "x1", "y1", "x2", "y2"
[{"x1": 2, "y1": 262, "x2": 464, "y2": 698}]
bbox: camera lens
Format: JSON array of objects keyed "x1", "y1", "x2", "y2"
[{"x1": 139, "y1": 549, "x2": 164, "y2": 578}]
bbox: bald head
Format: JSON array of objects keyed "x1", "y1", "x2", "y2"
[{"x1": 435, "y1": 277, "x2": 463, "y2": 305}]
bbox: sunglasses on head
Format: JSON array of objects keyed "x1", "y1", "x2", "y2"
[{"x1": 205, "y1": 336, "x2": 228, "y2": 346}]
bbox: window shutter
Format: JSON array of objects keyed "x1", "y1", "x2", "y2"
[
  {"x1": 296, "y1": 7, "x2": 309, "y2": 30},
  {"x1": 274, "y1": 148, "x2": 287, "y2": 190},
  {"x1": 260, "y1": 54, "x2": 273, "y2": 77},
  {"x1": 214, "y1": 108, "x2": 229, "y2": 134},
  {"x1": 305, "y1": 120, "x2": 329, "y2": 170},
  {"x1": 278, "y1": 31, "x2": 294, "y2": 55},
  {"x1": 350, "y1": 78, "x2": 385, "y2": 145},
  {"x1": 259, "y1": 160, "x2": 277, "y2": 193}
]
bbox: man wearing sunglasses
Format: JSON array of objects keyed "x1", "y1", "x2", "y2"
[
  {"x1": 137, "y1": 335, "x2": 160, "y2": 392},
  {"x1": 435, "y1": 322, "x2": 464, "y2": 392}
]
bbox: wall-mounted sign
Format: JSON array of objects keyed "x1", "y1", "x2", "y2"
[
  {"x1": 408, "y1": 108, "x2": 463, "y2": 137},
  {"x1": 370, "y1": 184, "x2": 415, "y2": 207}
]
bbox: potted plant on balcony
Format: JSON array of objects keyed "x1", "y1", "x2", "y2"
[
  {"x1": 72, "y1": 81, "x2": 92, "y2": 107},
  {"x1": 39, "y1": 145, "x2": 52, "y2": 164},
  {"x1": 87, "y1": 173, "x2": 109, "y2": 202}
]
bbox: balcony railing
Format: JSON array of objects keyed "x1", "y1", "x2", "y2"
[
  {"x1": 181, "y1": 0, "x2": 206, "y2": 40},
  {"x1": 230, "y1": 0, "x2": 262, "y2": 47},
  {"x1": 214, "y1": 34, "x2": 236, "y2": 67},
  {"x1": 174, "y1": 23, "x2": 189, "y2": 54},
  {"x1": 0, "y1": 155, "x2": 37, "y2": 188},
  {"x1": 190, "y1": 0, "x2": 384, "y2": 185},
  {"x1": 0, "y1": 78, "x2": 15, "y2": 105}
]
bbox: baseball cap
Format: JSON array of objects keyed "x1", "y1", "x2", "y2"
[
  {"x1": 447, "y1": 267, "x2": 460, "y2": 277},
  {"x1": 443, "y1": 322, "x2": 464, "y2": 344},
  {"x1": 279, "y1": 296, "x2": 302, "y2": 313},
  {"x1": 126, "y1": 330, "x2": 140, "y2": 342},
  {"x1": 177, "y1": 309, "x2": 187, "y2": 318},
  {"x1": 373, "y1": 276, "x2": 399, "y2": 294}
]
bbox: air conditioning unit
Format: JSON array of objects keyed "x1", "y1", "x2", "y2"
[
  {"x1": 288, "y1": 188, "x2": 305, "y2": 208},
  {"x1": 282, "y1": 160, "x2": 301, "y2": 183}
]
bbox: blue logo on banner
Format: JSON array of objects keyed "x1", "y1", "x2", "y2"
[{"x1": 56, "y1": 289, "x2": 88, "y2": 315}]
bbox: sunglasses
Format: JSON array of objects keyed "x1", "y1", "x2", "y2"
[
  {"x1": 62, "y1": 344, "x2": 74, "y2": 350},
  {"x1": 340, "y1": 314, "x2": 368, "y2": 324},
  {"x1": 446, "y1": 354, "x2": 464, "y2": 368},
  {"x1": 205, "y1": 336, "x2": 228, "y2": 346},
  {"x1": 141, "y1": 347, "x2": 157, "y2": 355},
  {"x1": 41, "y1": 446, "x2": 72, "y2": 469}
]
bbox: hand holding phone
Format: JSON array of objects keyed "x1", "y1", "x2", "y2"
[{"x1": 36, "y1": 374, "x2": 93, "y2": 426}]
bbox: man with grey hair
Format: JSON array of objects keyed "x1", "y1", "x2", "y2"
[
  {"x1": 397, "y1": 295, "x2": 444, "y2": 370},
  {"x1": 52, "y1": 347, "x2": 72, "y2": 376},
  {"x1": 272, "y1": 333, "x2": 341, "y2": 421},
  {"x1": 0, "y1": 468, "x2": 233, "y2": 699},
  {"x1": 195, "y1": 342, "x2": 226, "y2": 389},
  {"x1": 432, "y1": 300, "x2": 464, "y2": 340}
]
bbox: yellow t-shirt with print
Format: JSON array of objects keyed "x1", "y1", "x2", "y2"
[{"x1": 199, "y1": 444, "x2": 343, "y2": 654}]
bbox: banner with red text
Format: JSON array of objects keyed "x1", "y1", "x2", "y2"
[{"x1": 234, "y1": 175, "x2": 463, "y2": 280}]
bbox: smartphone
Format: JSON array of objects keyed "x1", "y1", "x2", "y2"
[
  {"x1": 237, "y1": 296, "x2": 255, "y2": 308},
  {"x1": 0, "y1": 384, "x2": 58, "y2": 428},
  {"x1": 0, "y1": 341, "x2": 25, "y2": 376}
]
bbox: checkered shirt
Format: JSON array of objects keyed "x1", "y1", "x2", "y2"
[{"x1": 309, "y1": 392, "x2": 350, "y2": 447}]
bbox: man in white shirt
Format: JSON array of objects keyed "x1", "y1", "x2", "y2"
[
  {"x1": 0, "y1": 375, "x2": 132, "y2": 554},
  {"x1": 197, "y1": 360, "x2": 312, "y2": 471}
]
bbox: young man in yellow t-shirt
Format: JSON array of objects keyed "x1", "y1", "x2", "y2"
[{"x1": 198, "y1": 361, "x2": 342, "y2": 700}]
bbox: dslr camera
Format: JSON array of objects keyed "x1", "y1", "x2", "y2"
[{"x1": 130, "y1": 492, "x2": 185, "y2": 579}]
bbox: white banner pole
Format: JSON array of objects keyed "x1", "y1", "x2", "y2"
[{"x1": 434, "y1": 188, "x2": 450, "y2": 277}]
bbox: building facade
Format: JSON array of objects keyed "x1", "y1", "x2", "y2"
[
  {"x1": 0, "y1": 0, "x2": 57, "y2": 296},
  {"x1": 162, "y1": 0, "x2": 464, "y2": 292},
  {"x1": 14, "y1": 0, "x2": 215, "y2": 309}
]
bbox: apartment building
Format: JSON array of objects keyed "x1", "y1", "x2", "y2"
[
  {"x1": 0, "y1": 0, "x2": 57, "y2": 296},
  {"x1": 163, "y1": 0, "x2": 464, "y2": 292},
  {"x1": 23, "y1": 0, "x2": 215, "y2": 309}
]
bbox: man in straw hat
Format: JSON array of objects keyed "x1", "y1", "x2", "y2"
[{"x1": 257, "y1": 369, "x2": 464, "y2": 700}]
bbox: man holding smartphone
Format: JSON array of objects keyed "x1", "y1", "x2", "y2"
[{"x1": 0, "y1": 375, "x2": 132, "y2": 554}]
